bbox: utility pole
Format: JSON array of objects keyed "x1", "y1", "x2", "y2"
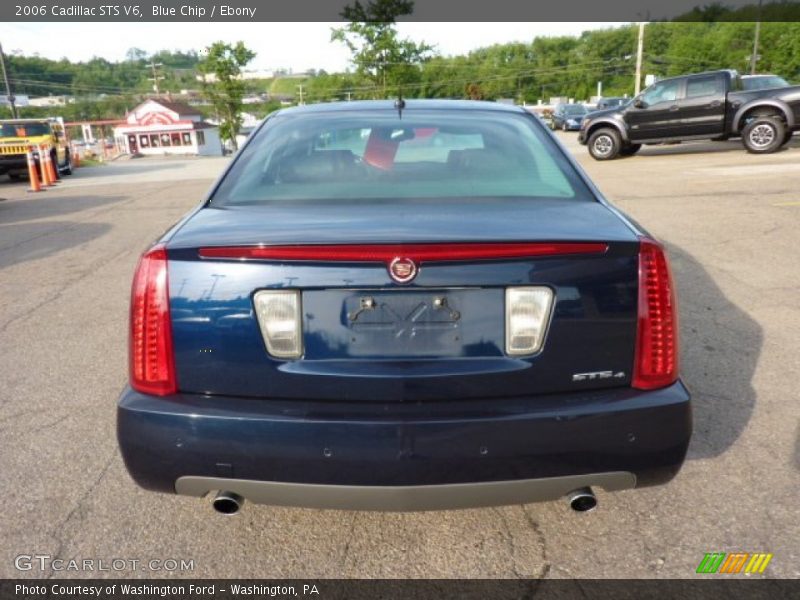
[
  {"x1": 147, "y1": 61, "x2": 165, "y2": 95},
  {"x1": 296, "y1": 84, "x2": 305, "y2": 105},
  {"x1": 0, "y1": 42, "x2": 18, "y2": 118},
  {"x1": 634, "y1": 22, "x2": 645, "y2": 96},
  {"x1": 750, "y1": 0, "x2": 763, "y2": 75}
]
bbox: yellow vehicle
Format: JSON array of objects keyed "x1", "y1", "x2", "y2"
[{"x1": 0, "y1": 117, "x2": 72, "y2": 181}]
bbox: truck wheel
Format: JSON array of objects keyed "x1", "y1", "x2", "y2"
[
  {"x1": 742, "y1": 117, "x2": 785, "y2": 154},
  {"x1": 588, "y1": 128, "x2": 621, "y2": 160},
  {"x1": 61, "y1": 152, "x2": 73, "y2": 176},
  {"x1": 782, "y1": 131, "x2": 794, "y2": 146},
  {"x1": 620, "y1": 144, "x2": 642, "y2": 157}
]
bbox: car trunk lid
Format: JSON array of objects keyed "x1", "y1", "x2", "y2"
[{"x1": 166, "y1": 198, "x2": 640, "y2": 402}]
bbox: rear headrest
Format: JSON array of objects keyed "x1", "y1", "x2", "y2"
[
  {"x1": 447, "y1": 148, "x2": 510, "y2": 171},
  {"x1": 280, "y1": 150, "x2": 357, "y2": 183}
]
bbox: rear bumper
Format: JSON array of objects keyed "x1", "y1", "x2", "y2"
[
  {"x1": 117, "y1": 381, "x2": 691, "y2": 510},
  {"x1": 175, "y1": 473, "x2": 635, "y2": 511}
]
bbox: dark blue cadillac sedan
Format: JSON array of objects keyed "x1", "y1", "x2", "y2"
[{"x1": 117, "y1": 100, "x2": 691, "y2": 514}]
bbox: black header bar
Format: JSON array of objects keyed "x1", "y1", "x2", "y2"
[{"x1": 3, "y1": 0, "x2": 800, "y2": 22}]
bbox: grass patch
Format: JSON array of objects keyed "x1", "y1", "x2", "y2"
[{"x1": 76, "y1": 157, "x2": 107, "y2": 167}]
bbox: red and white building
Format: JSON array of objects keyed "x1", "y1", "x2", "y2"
[{"x1": 114, "y1": 99, "x2": 223, "y2": 156}]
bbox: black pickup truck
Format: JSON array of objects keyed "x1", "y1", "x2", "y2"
[{"x1": 579, "y1": 69, "x2": 800, "y2": 159}]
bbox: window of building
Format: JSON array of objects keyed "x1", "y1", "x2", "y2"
[
  {"x1": 150, "y1": 134, "x2": 160, "y2": 147},
  {"x1": 171, "y1": 132, "x2": 182, "y2": 146},
  {"x1": 196, "y1": 131, "x2": 206, "y2": 146},
  {"x1": 182, "y1": 132, "x2": 192, "y2": 145},
  {"x1": 160, "y1": 133, "x2": 171, "y2": 146},
  {"x1": 139, "y1": 135, "x2": 149, "y2": 148}
]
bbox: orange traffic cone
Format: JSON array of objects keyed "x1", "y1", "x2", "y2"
[
  {"x1": 45, "y1": 145, "x2": 59, "y2": 183},
  {"x1": 39, "y1": 145, "x2": 53, "y2": 187},
  {"x1": 71, "y1": 146, "x2": 80, "y2": 168},
  {"x1": 26, "y1": 145, "x2": 44, "y2": 193}
]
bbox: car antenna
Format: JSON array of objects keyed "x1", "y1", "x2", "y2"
[{"x1": 394, "y1": 90, "x2": 405, "y2": 119}]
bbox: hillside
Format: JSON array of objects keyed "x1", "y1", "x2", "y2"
[{"x1": 3, "y1": 21, "x2": 799, "y2": 119}]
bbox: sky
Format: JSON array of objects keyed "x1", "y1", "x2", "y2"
[{"x1": 1, "y1": 22, "x2": 626, "y2": 73}]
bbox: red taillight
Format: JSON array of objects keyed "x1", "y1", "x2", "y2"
[
  {"x1": 633, "y1": 238, "x2": 678, "y2": 390},
  {"x1": 129, "y1": 244, "x2": 176, "y2": 396},
  {"x1": 198, "y1": 242, "x2": 608, "y2": 264}
]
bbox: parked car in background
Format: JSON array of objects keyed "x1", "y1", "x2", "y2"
[
  {"x1": 551, "y1": 103, "x2": 588, "y2": 131},
  {"x1": 538, "y1": 108, "x2": 555, "y2": 129},
  {"x1": 117, "y1": 100, "x2": 691, "y2": 514},
  {"x1": 741, "y1": 74, "x2": 791, "y2": 91},
  {"x1": 595, "y1": 97, "x2": 629, "y2": 110},
  {"x1": 579, "y1": 69, "x2": 800, "y2": 159}
]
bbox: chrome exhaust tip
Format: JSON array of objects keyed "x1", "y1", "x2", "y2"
[
  {"x1": 567, "y1": 487, "x2": 597, "y2": 512},
  {"x1": 212, "y1": 491, "x2": 244, "y2": 515}
]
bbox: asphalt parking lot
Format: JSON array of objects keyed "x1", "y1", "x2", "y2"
[{"x1": 1, "y1": 136, "x2": 799, "y2": 579}]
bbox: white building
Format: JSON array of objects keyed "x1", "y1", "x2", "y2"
[
  {"x1": 235, "y1": 113, "x2": 260, "y2": 149},
  {"x1": 113, "y1": 99, "x2": 223, "y2": 156},
  {"x1": 195, "y1": 69, "x2": 306, "y2": 83},
  {"x1": 29, "y1": 95, "x2": 72, "y2": 107}
]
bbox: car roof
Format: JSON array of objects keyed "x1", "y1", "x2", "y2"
[
  {"x1": 275, "y1": 99, "x2": 528, "y2": 117},
  {"x1": 653, "y1": 69, "x2": 738, "y2": 85}
]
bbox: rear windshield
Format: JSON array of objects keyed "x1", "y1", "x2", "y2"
[
  {"x1": 564, "y1": 105, "x2": 587, "y2": 115},
  {"x1": 210, "y1": 108, "x2": 592, "y2": 206}
]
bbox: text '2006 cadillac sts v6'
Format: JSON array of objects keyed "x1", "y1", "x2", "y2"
[{"x1": 117, "y1": 100, "x2": 691, "y2": 514}]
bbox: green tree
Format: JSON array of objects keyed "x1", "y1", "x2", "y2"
[
  {"x1": 305, "y1": 71, "x2": 360, "y2": 103},
  {"x1": 125, "y1": 48, "x2": 147, "y2": 63},
  {"x1": 331, "y1": 0, "x2": 435, "y2": 98},
  {"x1": 197, "y1": 41, "x2": 256, "y2": 150}
]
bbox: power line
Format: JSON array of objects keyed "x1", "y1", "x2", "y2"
[
  {"x1": 8, "y1": 77, "x2": 146, "y2": 95},
  {"x1": 300, "y1": 59, "x2": 632, "y2": 102},
  {"x1": 642, "y1": 54, "x2": 730, "y2": 71},
  {"x1": 9, "y1": 54, "x2": 641, "y2": 107},
  {"x1": 301, "y1": 57, "x2": 630, "y2": 101},
  {"x1": 9, "y1": 52, "x2": 634, "y2": 103},
  {"x1": 449, "y1": 66, "x2": 632, "y2": 101},
  {"x1": 12, "y1": 57, "x2": 635, "y2": 107}
]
